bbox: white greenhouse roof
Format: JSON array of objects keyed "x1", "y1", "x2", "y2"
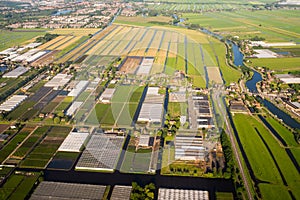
[
  {"x1": 68, "y1": 80, "x2": 89, "y2": 97},
  {"x1": 158, "y1": 188, "x2": 209, "y2": 200},
  {"x1": 44, "y1": 73, "x2": 72, "y2": 89},
  {"x1": 58, "y1": 132, "x2": 89, "y2": 152},
  {"x1": 66, "y1": 101, "x2": 83, "y2": 116},
  {"x1": 0, "y1": 95, "x2": 27, "y2": 112},
  {"x1": 2, "y1": 66, "x2": 28, "y2": 78},
  {"x1": 138, "y1": 103, "x2": 163, "y2": 123}
]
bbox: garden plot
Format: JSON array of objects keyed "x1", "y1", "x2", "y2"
[{"x1": 20, "y1": 126, "x2": 71, "y2": 169}]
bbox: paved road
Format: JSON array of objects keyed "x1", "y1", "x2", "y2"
[{"x1": 212, "y1": 86, "x2": 253, "y2": 200}]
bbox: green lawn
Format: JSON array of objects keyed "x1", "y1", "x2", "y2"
[
  {"x1": 168, "y1": 102, "x2": 187, "y2": 118},
  {"x1": 121, "y1": 147, "x2": 152, "y2": 173}
]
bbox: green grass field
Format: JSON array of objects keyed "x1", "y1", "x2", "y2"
[
  {"x1": 233, "y1": 113, "x2": 300, "y2": 199},
  {"x1": 249, "y1": 57, "x2": 300, "y2": 71},
  {"x1": 168, "y1": 102, "x2": 188, "y2": 119},
  {"x1": 0, "y1": 29, "x2": 47, "y2": 51},
  {"x1": 115, "y1": 16, "x2": 173, "y2": 27},
  {"x1": 265, "y1": 116, "x2": 299, "y2": 148},
  {"x1": 183, "y1": 10, "x2": 300, "y2": 43}
]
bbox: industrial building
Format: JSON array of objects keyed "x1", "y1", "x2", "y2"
[
  {"x1": 68, "y1": 80, "x2": 89, "y2": 97},
  {"x1": 190, "y1": 94, "x2": 214, "y2": 129},
  {"x1": 110, "y1": 185, "x2": 132, "y2": 200},
  {"x1": 66, "y1": 101, "x2": 83, "y2": 116}
]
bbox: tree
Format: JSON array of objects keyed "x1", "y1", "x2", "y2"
[{"x1": 53, "y1": 117, "x2": 60, "y2": 124}]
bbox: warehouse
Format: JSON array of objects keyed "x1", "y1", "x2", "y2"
[
  {"x1": 0, "y1": 95, "x2": 27, "y2": 112},
  {"x1": 99, "y1": 88, "x2": 116, "y2": 103},
  {"x1": 58, "y1": 131, "x2": 89, "y2": 152},
  {"x1": 189, "y1": 94, "x2": 214, "y2": 129},
  {"x1": 12, "y1": 49, "x2": 39, "y2": 62},
  {"x1": 2, "y1": 66, "x2": 28, "y2": 78}
]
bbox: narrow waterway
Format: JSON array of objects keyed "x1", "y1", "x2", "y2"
[
  {"x1": 256, "y1": 96, "x2": 300, "y2": 130},
  {"x1": 246, "y1": 71, "x2": 262, "y2": 93}
]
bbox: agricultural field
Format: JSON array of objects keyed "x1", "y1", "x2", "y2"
[
  {"x1": 48, "y1": 28, "x2": 99, "y2": 36},
  {"x1": 206, "y1": 67, "x2": 223, "y2": 84},
  {"x1": 233, "y1": 113, "x2": 300, "y2": 199},
  {"x1": 183, "y1": 10, "x2": 300, "y2": 43},
  {"x1": 264, "y1": 115, "x2": 300, "y2": 148},
  {"x1": 115, "y1": 16, "x2": 172, "y2": 27},
  {"x1": 0, "y1": 125, "x2": 36, "y2": 164},
  {"x1": 20, "y1": 126, "x2": 71, "y2": 169},
  {"x1": 0, "y1": 172, "x2": 41, "y2": 200},
  {"x1": 249, "y1": 57, "x2": 300, "y2": 72},
  {"x1": 0, "y1": 29, "x2": 47, "y2": 51},
  {"x1": 144, "y1": 1, "x2": 273, "y2": 12},
  {"x1": 4, "y1": 126, "x2": 49, "y2": 165}
]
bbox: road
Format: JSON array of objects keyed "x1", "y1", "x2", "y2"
[{"x1": 212, "y1": 86, "x2": 253, "y2": 200}]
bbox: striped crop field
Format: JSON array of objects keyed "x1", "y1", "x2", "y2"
[
  {"x1": 38, "y1": 36, "x2": 66, "y2": 50},
  {"x1": 31, "y1": 22, "x2": 238, "y2": 87}
]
